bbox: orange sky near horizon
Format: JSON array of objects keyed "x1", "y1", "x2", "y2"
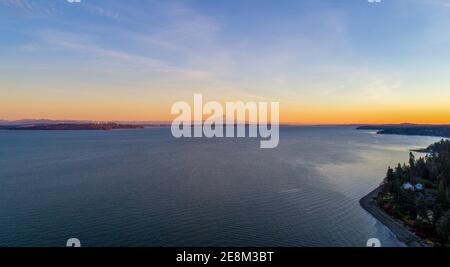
[{"x1": 2, "y1": 96, "x2": 450, "y2": 125}]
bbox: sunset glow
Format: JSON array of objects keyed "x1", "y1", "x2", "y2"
[{"x1": 1, "y1": 0, "x2": 450, "y2": 124}]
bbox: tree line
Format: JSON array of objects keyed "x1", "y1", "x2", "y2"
[{"x1": 379, "y1": 139, "x2": 450, "y2": 246}]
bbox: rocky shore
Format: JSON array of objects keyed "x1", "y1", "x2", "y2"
[{"x1": 360, "y1": 187, "x2": 425, "y2": 247}]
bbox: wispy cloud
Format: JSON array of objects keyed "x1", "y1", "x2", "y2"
[
  {"x1": 30, "y1": 29, "x2": 216, "y2": 82},
  {"x1": 39, "y1": 30, "x2": 163, "y2": 67},
  {"x1": 2, "y1": 0, "x2": 120, "y2": 19},
  {"x1": 81, "y1": 2, "x2": 120, "y2": 19},
  {"x1": 3, "y1": 0, "x2": 34, "y2": 10},
  {"x1": 2, "y1": 0, "x2": 58, "y2": 15}
]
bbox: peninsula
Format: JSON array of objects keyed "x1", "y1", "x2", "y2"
[
  {"x1": 0, "y1": 122, "x2": 145, "y2": 131},
  {"x1": 357, "y1": 124, "x2": 450, "y2": 138},
  {"x1": 361, "y1": 139, "x2": 450, "y2": 247}
]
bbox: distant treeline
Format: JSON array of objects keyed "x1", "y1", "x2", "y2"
[
  {"x1": 0, "y1": 123, "x2": 144, "y2": 130},
  {"x1": 357, "y1": 124, "x2": 450, "y2": 138}
]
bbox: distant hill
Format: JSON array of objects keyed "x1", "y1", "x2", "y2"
[
  {"x1": 0, "y1": 119, "x2": 171, "y2": 127},
  {"x1": 0, "y1": 123, "x2": 144, "y2": 131},
  {"x1": 0, "y1": 119, "x2": 88, "y2": 126},
  {"x1": 357, "y1": 124, "x2": 450, "y2": 138}
]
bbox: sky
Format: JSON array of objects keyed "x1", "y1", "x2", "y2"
[{"x1": 1, "y1": 0, "x2": 450, "y2": 124}]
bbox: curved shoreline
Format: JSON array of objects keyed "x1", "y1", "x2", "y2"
[{"x1": 360, "y1": 187, "x2": 425, "y2": 247}]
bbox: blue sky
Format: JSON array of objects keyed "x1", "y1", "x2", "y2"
[{"x1": 1, "y1": 0, "x2": 450, "y2": 123}]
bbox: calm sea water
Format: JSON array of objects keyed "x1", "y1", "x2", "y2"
[{"x1": 0, "y1": 126, "x2": 441, "y2": 247}]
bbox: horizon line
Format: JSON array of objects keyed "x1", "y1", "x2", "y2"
[{"x1": 2, "y1": 118, "x2": 450, "y2": 126}]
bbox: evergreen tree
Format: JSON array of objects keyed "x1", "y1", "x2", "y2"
[
  {"x1": 386, "y1": 167, "x2": 395, "y2": 182},
  {"x1": 409, "y1": 152, "x2": 416, "y2": 176},
  {"x1": 436, "y1": 211, "x2": 450, "y2": 244},
  {"x1": 417, "y1": 198, "x2": 430, "y2": 224}
]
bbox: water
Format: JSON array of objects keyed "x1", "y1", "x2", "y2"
[{"x1": 0, "y1": 126, "x2": 441, "y2": 247}]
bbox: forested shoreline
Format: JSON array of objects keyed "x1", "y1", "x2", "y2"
[{"x1": 377, "y1": 139, "x2": 450, "y2": 246}]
